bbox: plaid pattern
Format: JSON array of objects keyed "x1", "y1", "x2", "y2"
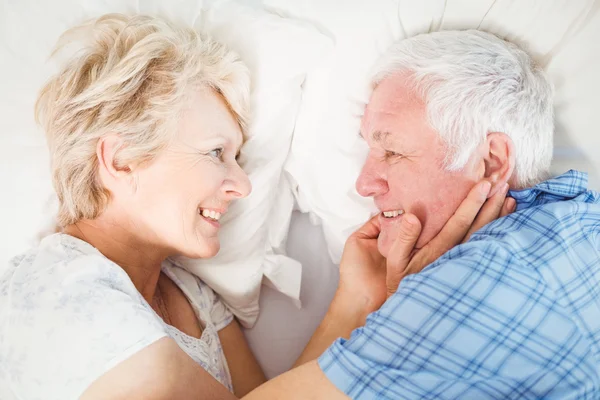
[{"x1": 320, "y1": 170, "x2": 600, "y2": 399}]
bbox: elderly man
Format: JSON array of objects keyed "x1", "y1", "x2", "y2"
[{"x1": 245, "y1": 30, "x2": 600, "y2": 399}]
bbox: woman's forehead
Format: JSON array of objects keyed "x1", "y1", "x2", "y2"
[{"x1": 178, "y1": 90, "x2": 243, "y2": 144}]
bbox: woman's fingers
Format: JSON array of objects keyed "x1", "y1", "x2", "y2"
[
  {"x1": 387, "y1": 181, "x2": 491, "y2": 289},
  {"x1": 381, "y1": 181, "x2": 518, "y2": 295},
  {"x1": 462, "y1": 183, "x2": 510, "y2": 243},
  {"x1": 420, "y1": 181, "x2": 491, "y2": 263},
  {"x1": 351, "y1": 214, "x2": 382, "y2": 240},
  {"x1": 384, "y1": 214, "x2": 422, "y2": 297},
  {"x1": 500, "y1": 197, "x2": 517, "y2": 218}
]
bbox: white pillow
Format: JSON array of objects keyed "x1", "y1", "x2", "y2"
[
  {"x1": 0, "y1": 0, "x2": 331, "y2": 327},
  {"x1": 265, "y1": 0, "x2": 600, "y2": 264},
  {"x1": 173, "y1": 0, "x2": 332, "y2": 327}
]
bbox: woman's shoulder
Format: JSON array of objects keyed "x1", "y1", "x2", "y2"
[
  {"x1": 7, "y1": 232, "x2": 120, "y2": 272},
  {"x1": 1, "y1": 233, "x2": 161, "y2": 334},
  {"x1": 2, "y1": 233, "x2": 139, "y2": 305},
  {"x1": 0, "y1": 233, "x2": 168, "y2": 400}
]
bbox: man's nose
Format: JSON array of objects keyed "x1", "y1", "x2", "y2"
[{"x1": 355, "y1": 156, "x2": 388, "y2": 197}]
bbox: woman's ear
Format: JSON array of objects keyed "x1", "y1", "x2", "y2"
[
  {"x1": 483, "y1": 132, "x2": 516, "y2": 197},
  {"x1": 96, "y1": 134, "x2": 132, "y2": 183}
]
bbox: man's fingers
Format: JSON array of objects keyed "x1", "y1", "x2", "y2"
[
  {"x1": 422, "y1": 180, "x2": 490, "y2": 262},
  {"x1": 385, "y1": 214, "x2": 421, "y2": 297},
  {"x1": 462, "y1": 183, "x2": 509, "y2": 243}
]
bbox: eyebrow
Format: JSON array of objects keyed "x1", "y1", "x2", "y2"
[
  {"x1": 204, "y1": 130, "x2": 244, "y2": 148},
  {"x1": 371, "y1": 130, "x2": 391, "y2": 144}
]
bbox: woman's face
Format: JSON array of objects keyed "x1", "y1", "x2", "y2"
[{"x1": 128, "y1": 89, "x2": 251, "y2": 258}]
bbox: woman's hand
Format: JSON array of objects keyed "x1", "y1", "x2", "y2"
[
  {"x1": 334, "y1": 214, "x2": 386, "y2": 319},
  {"x1": 336, "y1": 181, "x2": 515, "y2": 323},
  {"x1": 293, "y1": 182, "x2": 514, "y2": 368},
  {"x1": 385, "y1": 182, "x2": 514, "y2": 296}
]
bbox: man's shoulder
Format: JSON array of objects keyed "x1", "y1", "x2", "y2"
[
  {"x1": 402, "y1": 195, "x2": 600, "y2": 289},
  {"x1": 411, "y1": 196, "x2": 600, "y2": 302},
  {"x1": 471, "y1": 195, "x2": 600, "y2": 255}
]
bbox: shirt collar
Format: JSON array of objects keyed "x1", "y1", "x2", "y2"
[{"x1": 508, "y1": 170, "x2": 590, "y2": 210}]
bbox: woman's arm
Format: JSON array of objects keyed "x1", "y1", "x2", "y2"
[
  {"x1": 81, "y1": 337, "x2": 237, "y2": 400},
  {"x1": 84, "y1": 182, "x2": 511, "y2": 400},
  {"x1": 218, "y1": 319, "x2": 267, "y2": 397},
  {"x1": 243, "y1": 181, "x2": 514, "y2": 399},
  {"x1": 292, "y1": 180, "x2": 513, "y2": 368}
]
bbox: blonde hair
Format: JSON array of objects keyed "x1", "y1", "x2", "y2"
[{"x1": 35, "y1": 13, "x2": 250, "y2": 226}]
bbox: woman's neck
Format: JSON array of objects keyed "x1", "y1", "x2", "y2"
[{"x1": 63, "y1": 216, "x2": 169, "y2": 304}]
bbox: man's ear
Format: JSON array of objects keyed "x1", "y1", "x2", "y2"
[
  {"x1": 483, "y1": 132, "x2": 515, "y2": 197},
  {"x1": 96, "y1": 134, "x2": 132, "y2": 183}
]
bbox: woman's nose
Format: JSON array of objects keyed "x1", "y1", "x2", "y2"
[{"x1": 224, "y1": 163, "x2": 252, "y2": 199}]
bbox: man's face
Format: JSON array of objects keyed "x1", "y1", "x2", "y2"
[{"x1": 357, "y1": 74, "x2": 480, "y2": 258}]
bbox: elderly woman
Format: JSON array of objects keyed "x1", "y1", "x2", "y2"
[
  {"x1": 0, "y1": 13, "x2": 510, "y2": 400},
  {"x1": 1, "y1": 13, "x2": 264, "y2": 399}
]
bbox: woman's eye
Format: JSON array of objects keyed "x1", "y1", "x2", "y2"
[{"x1": 208, "y1": 148, "x2": 224, "y2": 159}]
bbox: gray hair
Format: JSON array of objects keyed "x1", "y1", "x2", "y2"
[{"x1": 371, "y1": 30, "x2": 554, "y2": 187}]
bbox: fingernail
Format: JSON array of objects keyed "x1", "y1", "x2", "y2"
[
  {"x1": 402, "y1": 214, "x2": 418, "y2": 227},
  {"x1": 508, "y1": 198, "x2": 516, "y2": 211},
  {"x1": 480, "y1": 181, "x2": 492, "y2": 197}
]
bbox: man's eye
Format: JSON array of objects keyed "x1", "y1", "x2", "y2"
[
  {"x1": 385, "y1": 150, "x2": 402, "y2": 159},
  {"x1": 208, "y1": 148, "x2": 224, "y2": 159}
]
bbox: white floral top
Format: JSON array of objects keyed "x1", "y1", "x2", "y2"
[{"x1": 0, "y1": 233, "x2": 234, "y2": 400}]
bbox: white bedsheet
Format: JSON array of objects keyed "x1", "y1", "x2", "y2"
[
  {"x1": 244, "y1": 210, "x2": 338, "y2": 378},
  {"x1": 2, "y1": 0, "x2": 599, "y2": 383}
]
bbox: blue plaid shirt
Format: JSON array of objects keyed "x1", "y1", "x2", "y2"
[{"x1": 319, "y1": 170, "x2": 600, "y2": 399}]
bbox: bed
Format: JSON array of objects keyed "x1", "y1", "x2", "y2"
[{"x1": 1, "y1": 0, "x2": 599, "y2": 381}]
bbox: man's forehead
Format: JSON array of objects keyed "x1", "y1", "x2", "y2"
[
  {"x1": 365, "y1": 75, "x2": 423, "y2": 113},
  {"x1": 361, "y1": 75, "x2": 426, "y2": 140},
  {"x1": 360, "y1": 107, "x2": 399, "y2": 144}
]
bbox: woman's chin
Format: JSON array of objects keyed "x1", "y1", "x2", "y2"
[{"x1": 180, "y1": 240, "x2": 220, "y2": 259}]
